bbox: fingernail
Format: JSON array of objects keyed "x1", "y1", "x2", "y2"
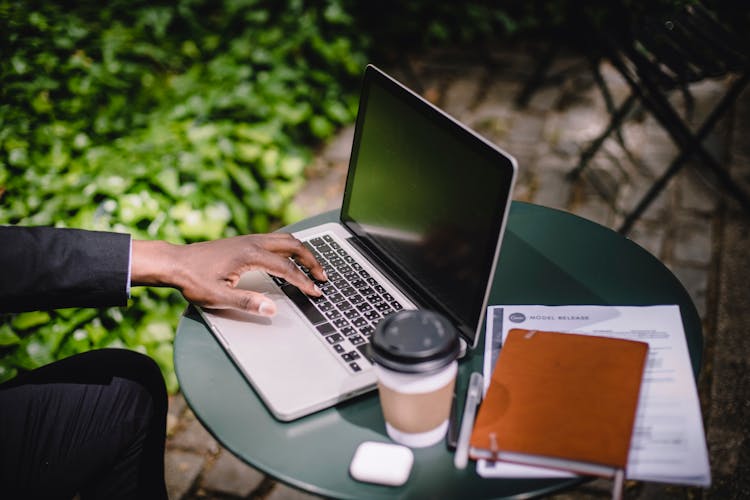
[
  {"x1": 314, "y1": 285, "x2": 322, "y2": 295},
  {"x1": 258, "y1": 300, "x2": 277, "y2": 317},
  {"x1": 322, "y1": 270, "x2": 329, "y2": 281}
]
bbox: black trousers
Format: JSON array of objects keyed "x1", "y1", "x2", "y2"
[{"x1": 0, "y1": 349, "x2": 168, "y2": 500}]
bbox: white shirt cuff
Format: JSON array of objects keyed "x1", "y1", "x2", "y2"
[{"x1": 126, "y1": 235, "x2": 133, "y2": 297}]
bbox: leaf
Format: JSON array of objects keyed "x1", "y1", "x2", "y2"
[
  {"x1": 309, "y1": 115, "x2": 335, "y2": 139},
  {"x1": 138, "y1": 320, "x2": 174, "y2": 345},
  {"x1": 11, "y1": 311, "x2": 51, "y2": 331},
  {"x1": 0, "y1": 360, "x2": 18, "y2": 384},
  {"x1": 154, "y1": 168, "x2": 180, "y2": 197},
  {"x1": 279, "y1": 155, "x2": 306, "y2": 178},
  {"x1": 0, "y1": 324, "x2": 21, "y2": 346}
]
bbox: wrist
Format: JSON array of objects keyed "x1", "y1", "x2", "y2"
[{"x1": 131, "y1": 240, "x2": 182, "y2": 288}]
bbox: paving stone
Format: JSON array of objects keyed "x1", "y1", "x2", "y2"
[
  {"x1": 525, "y1": 83, "x2": 563, "y2": 113},
  {"x1": 265, "y1": 482, "x2": 324, "y2": 500},
  {"x1": 671, "y1": 215, "x2": 714, "y2": 265},
  {"x1": 165, "y1": 450, "x2": 205, "y2": 500},
  {"x1": 570, "y1": 195, "x2": 613, "y2": 228},
  {"x1": 320, "y1": 125, "x2": 354, "y2": 164},
  {"x1": 465, "y1": 103, "x2": 514, "y2": 143},
  {"x1": 628, "y1": 481, "x2": 698, "y2": 500},
  {"x1": 670, "y1": 265, "x2": 709, "y2": 318},
  {"x1": 614, "y1": 174, "x2": 672, "y2": 223},
  {"x1": 715, "y1": 210, "x2": 750, "y2": 364},
  {"x1": 678, "y1": 168, "x2": 721, "y2": 213},
  {"x1": 200, "y1": 450, "x2": 265, "y2": 497},
  {"x1": 532, "y1": 168, "x2": 572, "y2": 211},
  {"x1": 582, "y1": 164, "x2": 622, "y2": 204},
  {"x1": 638, "y1": 119, "x2": 678, "y2": 167},
  {"x1": 290, "y1": 161, "x2": 346, "y2": 219},
  {"x1": 625, "y1": 222, "x2": 666, "y2": 260},
  {"x1": 482, "y1": 79, "x2": 523, "y2": 108},
  {"x1": 548, "y1": 477, "x2": 626, "y2": 499},
  {"x1": 442, "y1": 71, "x2": 485, "y2": 119},
  {"x1": 707, "y1": 208, "x2": 750, "y2": 498},
  {"x1": 167, "y1": 393, "x2": 188, "y2": 437},
  {"x1": 168, "y1": 411, "x2": 220, "y2": 456},
  {"x1": 553, "y1": 106, "x2": 609, "y2": 145},
  {"x1": 686, "y1": 77, "x2": 734, "y2": 128},
  {"x1": 598, "y1": 62, "x2": 630, "y2": 101},
  {"x1": 506, "y1": 113, "x2": 546, "y2": 146}
]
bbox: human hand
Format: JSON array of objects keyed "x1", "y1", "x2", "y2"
[{"x1": 131, "y1": 233, "x2": 326, "y2": 317}]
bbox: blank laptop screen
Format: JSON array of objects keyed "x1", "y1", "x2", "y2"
[{"x1": 341, "y1": 66, "x2": 515, "y2": 343}]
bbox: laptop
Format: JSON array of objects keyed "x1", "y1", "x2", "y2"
[{"x1": 198, "y1": 64, "x2": 517, "y2": 421}]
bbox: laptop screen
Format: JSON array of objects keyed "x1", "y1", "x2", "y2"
[{"x1": 341, "y1": 65, "x2": 516, "y2": 345}]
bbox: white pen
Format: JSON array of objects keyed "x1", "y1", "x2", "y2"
[{"x1": 453, "y1": 371, "x2": 484, "y2": 469}]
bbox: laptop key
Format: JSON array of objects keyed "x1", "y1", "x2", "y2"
[
  {"x1": 356, "y1": 302, "x2": 373, "y2": 312},
  {"x1": 317, "y1": 301, "x2": 334, "y2": 312},
  {"x1": 281, "y1": 285, "x2": 325, "y2": 325},
  {"x1": 326, "y1": 333, "x2": 344, "y2": 344},
  {"x1": 342, "y1": 351, "x2": 360, "y2": 362},
  {"x1": 325, "y1": 310, "x2": 342, "y2": 320},
  {"x1": 333, "y1": 318, "x2": 349, "y2": 329},
  {"x1": 317, "y1": 322, "x2": 336, "y2": 335},
  {"x1": 344, "y1": 309, "x2": 360, "y2": 320},
  {"x1": 364, "y1": 310, "x2": 380, "y2": 321}
]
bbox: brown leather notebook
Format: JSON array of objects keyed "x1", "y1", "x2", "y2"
[{"x1": 469, "y1": 328, "x2": 648, "y2": 478}]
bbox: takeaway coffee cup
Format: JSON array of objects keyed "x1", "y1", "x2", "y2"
[{"x1": 368, "y1": 310, "x2": 460, "y2": 448}]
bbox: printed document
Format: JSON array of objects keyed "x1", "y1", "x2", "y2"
[{"x1": 477, "y1": 305, "x2": 711, "y2": 486}]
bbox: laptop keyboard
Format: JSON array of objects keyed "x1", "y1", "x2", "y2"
[{"x1": 271, "y1": 233, "x2": 404, "y2": 374}]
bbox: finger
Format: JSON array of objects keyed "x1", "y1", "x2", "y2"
[
  {"x1": 219, "y1": 288, "x2": 278, "y2": 317},
  {"x1": 268, "y1": 255, "x2": 323, "y2": 297},
  {"x1": 252, "y1": 234, "x2": 327, "y2": 282},
  {"x1": 292, "y1": 250, "x2": 327, "y2": 283}
]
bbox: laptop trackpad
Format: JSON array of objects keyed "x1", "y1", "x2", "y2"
[{"x1": 200, "y1": 271, "x2": 375, "y2": 421}]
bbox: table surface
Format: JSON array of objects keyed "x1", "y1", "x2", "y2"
[{"x1": 174, "y1": 201, "x2": 703, "y2": 499}]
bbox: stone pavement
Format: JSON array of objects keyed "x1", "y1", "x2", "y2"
[{"x1": 164, "y1": 44, "x2": 750, "y2": 499}]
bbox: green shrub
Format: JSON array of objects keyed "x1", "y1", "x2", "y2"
[{"x1": 0, "y1": 0, "x2": 368, "y2": 391}]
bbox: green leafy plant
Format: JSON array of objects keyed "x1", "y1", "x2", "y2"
[{"x1": 0, "y1": 0, "x2": 367, "y2": 391}]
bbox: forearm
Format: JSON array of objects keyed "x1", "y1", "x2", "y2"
[{"x1": 0, "y1": 226, "x2": 130, "y2": 312}]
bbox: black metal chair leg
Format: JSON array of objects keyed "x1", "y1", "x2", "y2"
[
  {"x1": 617, "y1": 70, "x2": 750, "y2": 234},
  {"x1": 567, "y1": 93, "x2": 638, "y2": 181}
]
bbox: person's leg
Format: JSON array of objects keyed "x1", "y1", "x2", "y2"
[{"x1": 0, "y1": 349, "x2": 168, "y2": 500}]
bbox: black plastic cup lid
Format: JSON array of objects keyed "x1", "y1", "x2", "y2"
[{"x1": 368, "y1": 310, "x2": 460, "y2": 374}]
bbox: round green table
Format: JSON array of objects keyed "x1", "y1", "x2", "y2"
[{"x1": 174, "y1": 201, "x2": 702, "y2": 499}]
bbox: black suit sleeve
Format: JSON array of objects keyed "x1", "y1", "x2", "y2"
[{"x1": 0, "y1": 226, "x2": 131, "y2": 313}]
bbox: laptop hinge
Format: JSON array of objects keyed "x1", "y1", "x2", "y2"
[{"x1": 344, "y1": 235, "x2": 474, "y2": 344}]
